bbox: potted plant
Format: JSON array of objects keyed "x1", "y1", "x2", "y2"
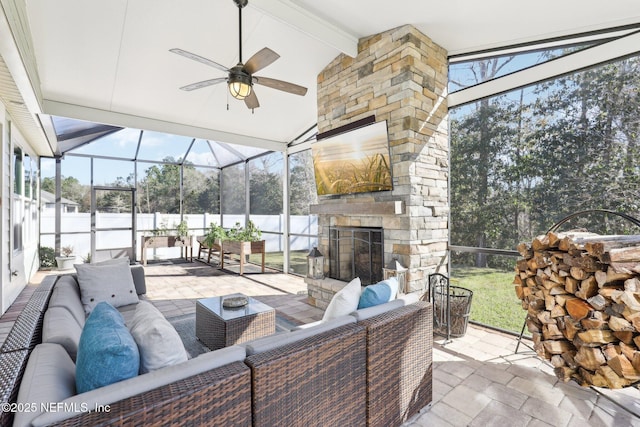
[{"x1": 55, "y1": 245, "x2": 76, "y2": 270}]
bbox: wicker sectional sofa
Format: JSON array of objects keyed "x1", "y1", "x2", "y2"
[{"x1": 1, "y1": 270, "x2": 433, "y2": 427}]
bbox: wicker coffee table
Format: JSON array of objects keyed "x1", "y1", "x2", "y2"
[{"x1": 195, "y1": 293, "x2": 276, "y2": 350}]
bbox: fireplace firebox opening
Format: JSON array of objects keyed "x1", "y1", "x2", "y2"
[{"x1": 328, "y1": 226, "x2": 383, "y2": 285}]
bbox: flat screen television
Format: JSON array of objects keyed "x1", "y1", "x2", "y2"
[{"x1": 312, "y1": 120, "x2": 393, "y2": 196}]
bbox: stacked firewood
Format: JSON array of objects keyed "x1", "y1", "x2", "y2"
[{"x1": 514, "y1": 231, "x2": 640, "y2": 388}]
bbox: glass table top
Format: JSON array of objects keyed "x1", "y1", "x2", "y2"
[{"x1": 197, "y1": 293, "x2": 274, "y2": 320}]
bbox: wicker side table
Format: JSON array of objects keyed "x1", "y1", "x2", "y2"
[{"x1": 196, "y1": 294, "x2": 276, "y2": 350}]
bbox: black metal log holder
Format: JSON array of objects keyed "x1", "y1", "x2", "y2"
[
  {"x1": 428, "y1": 273, "x2": 474, "y2": 343},
  {"x1": 514, "y1": 209, "x2": 640, "y2": 353},
  {"x1": 428, "y1": 273, "x2": 451, "y2": 343}
]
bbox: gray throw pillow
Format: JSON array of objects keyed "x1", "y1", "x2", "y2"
[
  {"x1": 75, "y1": 259, "x2": 139, "y2": 316},
  {"x1": 128, "y1": 301, "x2": 188, "y2": 373}
]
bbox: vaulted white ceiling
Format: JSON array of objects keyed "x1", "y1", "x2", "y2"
[{"x1": 3, "y1": 0, "x2": 640, "y2": 156}]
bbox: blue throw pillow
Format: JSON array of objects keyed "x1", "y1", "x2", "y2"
[
  {"x1": 358, "y1": 282, "x2": 392, "y2": 309},
  {"x1": 76, "y1": 302, "x2": 140, "y2": 393}
]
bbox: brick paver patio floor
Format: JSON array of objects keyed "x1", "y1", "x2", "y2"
[{"x1": 3, "y1": 258, "x2": 640, "y2": 426}]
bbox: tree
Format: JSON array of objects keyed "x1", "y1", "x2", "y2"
[
  {"x1": 96, "y1": 176, "x2": 132, "y2": 212},
  {"x1": 289, "y1": 150, "x2": 318, "y2": 215},
  {"x1": 41, "y1": 175, "x2": 90, "y2": 212},
  {"x1": 450, "y1": 57, "x2": 519, "y2": 266},
  {"x1": 137, "y1": 158, "x2": 181, "y2": 213},
  {"x1": 221, "y1": 164, "x2": 245, "y2": 215},
  {"x1": 250, "y1": 154, "x2": 283, "y2": 215},
  {"x1": 450, "y1": 54, "x2": 640, "y2": 268}
]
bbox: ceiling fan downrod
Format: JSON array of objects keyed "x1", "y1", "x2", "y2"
[{"x1": 234, "y1": 0, "x2": 248, "y2": 63}]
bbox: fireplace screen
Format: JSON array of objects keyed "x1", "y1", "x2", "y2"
[{"x1": 328, "y1": 227, "x2": 383, "y2": 285}]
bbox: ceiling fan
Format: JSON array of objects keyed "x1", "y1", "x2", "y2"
[{"x1": 170, "y1": 0, "x2": 307, "y2": 110}]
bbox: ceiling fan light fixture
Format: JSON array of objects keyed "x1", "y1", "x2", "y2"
[
  {"x1": 228, "y1": 72, "x2": 252, "y2": 100},
  {"x1": 171, "y1": 0, "x2": 306, "y2": 108}
]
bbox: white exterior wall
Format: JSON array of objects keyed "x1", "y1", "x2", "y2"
[{"x1": 1, "y1": 105, "x2": 41, "y2": 315}]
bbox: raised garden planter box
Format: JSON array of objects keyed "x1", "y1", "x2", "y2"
[
  {"x1": 221, "y1": 240, "x2": 265, "y2": 275},
  {"x1": 141, "y1": 235, "x2": 193, "y2": 265}
]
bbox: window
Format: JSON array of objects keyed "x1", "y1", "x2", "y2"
[
  {"x1": 12, "y1": 147, "x2": 23, "y2": 252},
  {"x1": 13, "y1": 147, "x2": 22, "y2": 196}
]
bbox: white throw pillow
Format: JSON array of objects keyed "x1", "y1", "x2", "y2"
[
  {"x1": 322, "y1": 277, "x2": 362, "y2": 321},
  {"x1": 75, "y1": 259, "x2": 139, "y2": 316},
  {"x1": 385, "y1": 276, "x2": 399, "y2": 300},
  {"x1": 129, "y1": 301, "x2": 188, "y2": 374}
]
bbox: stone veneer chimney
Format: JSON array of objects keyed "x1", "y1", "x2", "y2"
[{"x1": 308, "y1": 25, "x2": 449, "y2": 306}]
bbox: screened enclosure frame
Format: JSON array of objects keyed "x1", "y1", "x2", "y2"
[{"x1": 40, "y1": 124, "x2": 320, "y2": 275}]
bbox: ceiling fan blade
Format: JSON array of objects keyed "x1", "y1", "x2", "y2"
[
  {"x1": 170, "y1": 48, "x2": 229, "y2": 73},
  {"x1": 244, "y1": 89, "x2": 260, "y2": 109},
  {"x1": 242, "y1": 48, "x2": 280, "y2": 75},
  {"x1": 254, "y1": 76, "x2": 307, "y2": 96},
  {"x1": 179, "y1": 77, "x2": 227, "y2": 91}
]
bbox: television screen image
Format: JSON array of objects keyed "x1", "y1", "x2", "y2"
[{"x1": 312, "y1": 121, "x2": 393, "y2": 196}]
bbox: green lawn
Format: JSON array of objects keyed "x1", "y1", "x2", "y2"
[
  {"x1": 247, "y1": 250, "x2": 309, "y2": 274},
  {"x1": 450, "y1": 266, "x2": 524, "y2": 334}
]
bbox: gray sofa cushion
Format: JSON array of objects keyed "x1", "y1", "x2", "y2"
[
  {"x1": 48, "y1": 276, "x2": 85, "y2": 327},
  {"x1": 398, "y1": 291, "x2": 421, "y2": 305},
  {"x1": 41, "y1": 306, "x2": 83, "y2": 361},
  {"x1": 350, "y1": 299, "x2": 404, "y2": 321},
  {"x1": 244, "y1": 315, "x2": 355, "y2": 356},
  {"x1": 31, "y1": 345, "x2": 247, "y2": 427},
  {"x1": 13, "y1": 343, "x2": 76, "y2": 427},
  {"x1": 130, "y1": 264, "x2": 146, "y2": 295}
]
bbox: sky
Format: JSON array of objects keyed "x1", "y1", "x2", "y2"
[{"x1": 42, "y1": 127, "x2": 273, "y2": 185}]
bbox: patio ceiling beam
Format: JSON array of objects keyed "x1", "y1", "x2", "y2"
[
  {"x1": 249, "y1": 0, "x2": 358, "y2": 58},
  {"x1": 55, "y1": 124, "x2": 120, "y2": 142},
  {"x1": 42, "y1": 100, "x2": 286, "y2": 152},
  {"x1": 449, "y1": 29, "x2": 640, "y2": 108}
]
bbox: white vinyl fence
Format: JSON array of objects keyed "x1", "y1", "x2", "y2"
[{"x1": 41, "y1": 212, "x2": 318, "y2": 263}]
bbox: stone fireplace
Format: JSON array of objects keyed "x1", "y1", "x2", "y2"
[{"x1": 306, "y1": 25, "x2": 449, "y2": 309}]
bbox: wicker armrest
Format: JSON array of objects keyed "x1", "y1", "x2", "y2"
[
  {"x1": 358, "y1": 301, "x2": 433, "y2": 427},
  {"x1": 24, "y1": 276, "x2": 57, "y2": 313},
  {"x1": 50, "y1": 361, "x2": 252, "y2": 427},
  {"x1": 1, "y1": 277, "x2": 58, "y2": 354},
  {"x1": 0, "y1": 349, "x2": 30, "y2": 427},
  {"x1": 0, "y1": 277, "x2": 57, "y2": 426},
  {"x1": 245, "y1": 323, "x2": 367, "y2": 427},
  {"x1": 0, "y1": 309, "x2": 44, "y2": 354}
]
